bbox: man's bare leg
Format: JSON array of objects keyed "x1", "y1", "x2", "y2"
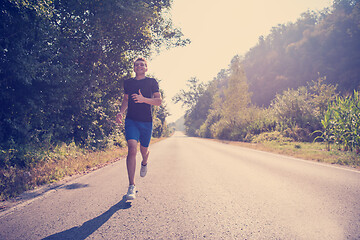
[
  {"x1": 140, "y1": 145, "x2": 149, "y2": 166},
  {"x1": 139, "y1": 145, "x2": 149, "y2": 177},
  {"x1": 126, "y1": 139, "x2": 138, "y2": 186}
]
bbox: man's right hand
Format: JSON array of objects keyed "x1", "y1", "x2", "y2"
[{"x1": 115, "y1": 113, "x2": 123, "y2": 124}]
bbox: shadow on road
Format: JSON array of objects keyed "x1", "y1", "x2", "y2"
[
  {"x1": 63, "y1": 183, "x2": 89, "y2": 190},
  {"x1": 42, "y1": 196, "x2": 131, "y2": 240}
]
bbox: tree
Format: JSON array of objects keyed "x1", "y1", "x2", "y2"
[
  {"x1": 243, "y1": 1, "x2": 360, "y2": 106},
  {"x1": 172, "y1": 77, "x2": 206, "y2": 110},
  {"x1": 221, "y1": 55, "x2": 251, "y2": 125},
  {"x1": 172, "y1": 77, "x2": 212, "y2": 136},
  {"x1": 152, "y1": 88, "x2": 170, "y2": 137},
  {"x1": 0, "y1": 0, "x2": 188, "y2": 167}
]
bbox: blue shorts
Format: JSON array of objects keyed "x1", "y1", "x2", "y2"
[{"x1": 125, "y1": 118, "x2": 153, "y2": 147}]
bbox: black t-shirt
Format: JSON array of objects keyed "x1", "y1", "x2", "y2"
[{"x1": 124, "y1": 77, "x2": 160, "y2": 122}]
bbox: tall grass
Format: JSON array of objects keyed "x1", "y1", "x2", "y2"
[{"x1": 314, "y1": 90, "x2": 360, "y2": 153}]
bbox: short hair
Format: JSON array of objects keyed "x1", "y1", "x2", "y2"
[{"x1": 134, "y1": 57, "x2": 147, "y2": 67}]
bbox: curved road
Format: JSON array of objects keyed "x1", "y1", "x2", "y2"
[{"x1": 1, "y1": 132, "x2": 360, "y2": 239}]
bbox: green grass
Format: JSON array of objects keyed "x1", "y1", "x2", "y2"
[
  {"x1": 0, "y1": 146, "x2": 128, "y2": 201},
  {"x1": 217, "y1": 135, "x2": 360, "y2": 170},
  {"x1": 0, "y1": 137, "x2": 165, "y2": 202}
]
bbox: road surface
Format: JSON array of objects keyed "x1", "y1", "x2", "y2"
[{"x1": 1, "y1": 132, "x2": 360, "y2": 239}]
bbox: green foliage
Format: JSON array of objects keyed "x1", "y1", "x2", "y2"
[
  {"x1": 221, "y1": 56, "x2": 252, "y2": 126},
  {"x1": 172, "y1": 77, "x2": 209, "y2": 136},
  {"x1": 176, "y1": 0, "x2": 358, "y2": 151},
  {"x1": 152, "y1": 88, "x2": 170, "y2": 138},
  {"x1": 177, "y1": 56, "x2": 270, "y2": 141},
  {"x1": 0, "y1": 140, "x2": 129, "y2": 201},
  {"x1": 172, "y1": 77, "x2": 207, "y2": 110},
  {"x1": 198, "y1": 56, "x2": 275, "y2": 142},
  {"x1": 271, "y1": 87, "x2": 317, "y2": 134},
  {"x1": 243, "y1": 1, "x2": 360, "y2": 106},
  {"x1": 1, "y1": 0, "x2": 186, "y2": 169},
  {"x1": 199, "y1": 108, "x2": 221, "y2": 138},
  {"x1": 270, "y1": 78, "x2": 338, "y2": 141},
  {"x1": 252, "y1": 131, "x2": 293, "y2": 143},
  {"x1": 0, "y1": 166, "x2": 32, "y2": 200},
  {"x1": 171, "y1": 0, "x2": 360, "y2": 166},
  {"x1": 313, "y1": 108, "x2": 333, "y2": 150},
  {"x1": 177, "y1": 60, "x2": 338, "y2": 143},
  {"x1": 315, "y1": 90, "x2": 360, "y2": 153}
]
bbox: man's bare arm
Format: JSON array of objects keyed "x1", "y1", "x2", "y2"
[
  {"x1": 116, "y1": 94, "x2": 129, "y2": 124},
  {"x1": 132, "y1": 90, "x2": 162, "y2": 106}
]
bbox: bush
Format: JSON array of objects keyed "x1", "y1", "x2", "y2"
[
  {"x1": 199, "y1": 111, "x2": 221, "y2": 138},
  {"x1": 252, "y1": 131, "x2": 293, "y2": 143},
  {"x1": 211, "y1": 119, "x2": 233, "y2": 140},
  {"x1": 271, "y1": 86, "x2": 321, "y2": 132},
  {"x1": 283, "y1": 126, "x2": 313, "y2": 142}
]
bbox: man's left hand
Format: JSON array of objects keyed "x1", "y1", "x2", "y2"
[{"x1": 132, "y1": 89, "x2": 146, "y2": 103}]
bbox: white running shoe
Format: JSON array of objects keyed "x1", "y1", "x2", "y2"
[
  {"x1": 126, "y1": 185, "x2": 136, "y2": 200},
  {"x1": 140, "y1": 163, "x2": 148, "y2": 177}
]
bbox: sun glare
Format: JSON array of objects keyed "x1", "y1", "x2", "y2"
[{"x1": 149, "y1": 0, "x2": 333, "y2": 122}]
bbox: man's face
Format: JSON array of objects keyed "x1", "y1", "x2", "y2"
[{"x1": 134, "y1": 60, "x2": 148, "y2": 75}]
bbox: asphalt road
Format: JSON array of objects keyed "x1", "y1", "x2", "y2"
[{"x1": 1, "y1": 132, "x2": 360, "y2": 240}]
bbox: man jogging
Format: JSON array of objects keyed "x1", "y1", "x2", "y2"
[{"x1": 116, "y1": 57, "x2": 162, "y2": 200}]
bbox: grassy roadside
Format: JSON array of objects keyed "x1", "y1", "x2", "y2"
[
  {"x1": 213, "y1": 139, "x2": 360, "y2": 171},
  {"x1": 0, "y1": 137, "x2": 165, "y2": 203},
  {"x1": 2, "y1": 134, "x2": 358, "y2": 204}
]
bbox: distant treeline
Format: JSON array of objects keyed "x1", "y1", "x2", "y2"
[
  {"x1": 0, "y1": 0, "x2": 188, "y2": 168},
  {"x1": 174, "y1": 0, "x2": 360, "y2": 152},
  {"x1": 244, "y1": 0, "x2": 360, "y2": 106}
]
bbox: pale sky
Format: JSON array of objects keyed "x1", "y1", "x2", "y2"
[{"x1": 148, "y1": 0, "x2": 333, "y2": 122}]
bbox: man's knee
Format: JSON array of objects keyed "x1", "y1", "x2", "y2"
[{"x1": 127, "y1": 140, "x2": 138, "y2": 156}]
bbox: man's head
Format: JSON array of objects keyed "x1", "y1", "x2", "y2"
[
  {"x1": 133, "y1": 57, "x2": 148, "y2": 77},
  {"x1": 134, "y1": 57, "x2": 147, "y2": 67}
]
